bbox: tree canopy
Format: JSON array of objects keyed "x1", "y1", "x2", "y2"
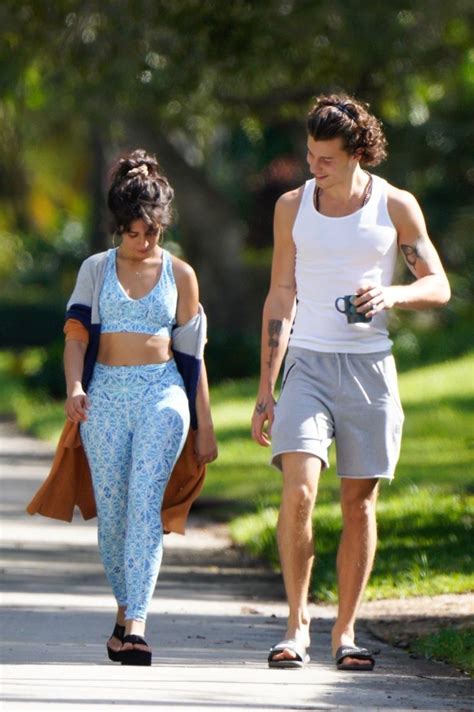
[{"x1": 1, "y1": 0, "x2": 473, "y2": 345}]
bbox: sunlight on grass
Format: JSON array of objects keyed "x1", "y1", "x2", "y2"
[
  {"x1": 399, "y1": 352, "x2": 474, "y2": 404},
  {"x1": 224, "y1": 352, "x2": 474, "y2": 600},
  {"x1": 0, "y1": 355, "x2": 67, "y2": 443},
  {"x1": 206, "y1": 352, "x2": 474, "y2": 502},
  {"x1": 232, "y1": 489, "x2": 473, "y2": 601},
  {"x1": 1, "y1": 349, "x2": 473, "y2": 601},
  {"x1": 211, "y1": 400, "x2": 254, "y2": 431},
  {"x1": 412, "y1": 629, "x2": 474, "y2": 676},
  {"x1": 13, "y1": 392, "x2": 65, "y2": 442}
]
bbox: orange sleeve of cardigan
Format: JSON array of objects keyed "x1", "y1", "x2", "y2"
[{"x1": 63, "y1": 318, "x2": 89, "y2": 344}]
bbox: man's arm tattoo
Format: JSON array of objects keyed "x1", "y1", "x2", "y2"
[
  {"x1": 268, "y1": 319, "x2": 282, "y2": 347},
  {"x1": 255, "y1": 400, "x2": 267, "y2": 415},
  {"x1": 400, "y1": 236, "x2": 429, "y2": 272},
  {"x1": 266, "y1": 319, "x2": 282, "y2": 369}
]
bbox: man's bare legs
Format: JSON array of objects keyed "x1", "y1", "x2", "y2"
[
  {"x1": 271, "y1": 452, "x2": 321, "y2": 662},
  {"x1": 273, "y1": 465, "x2": 379, "y2": 664},
  {"x1": 331, "y1": 477, "x2": 379, "y2": 667}
]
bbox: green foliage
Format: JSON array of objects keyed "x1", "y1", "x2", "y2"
[
  {"x1": 4, "y1": 1, "x2": 471, "y2": 128},
  {"x1": 12, "y1": 391, "x2": 65, "y2": 442},
  {"x1": 0, "y1": 350, "x2": 65, "y2": 441},
  {"x1": 1, "y1": 348, "x2": 473, "y2": 601},
  {"x1": 0, "y1": 301, "x2": 65, "y2": 349},
  {"x1": 231, "y1": 490, "x2": 473, "y2": 602},
  {"x1": 0, "y1": 351, "x2": 26, "y2": 414},
  {"x1": 205, "y1": 352, "x2": 474, "y2": 510},
  {"x1": 23, "y1": 339, "x2": 65, "y2": 398},
  {"x1": 0, "y1": 348, "x2": 65, "y2": 442},
  {"x1": 225, "y1": 353, "x2": 474, "y2": 600},
  {"x1": 412, "y1": 628, "x2": 474, "y2": 676},
  {"x1": 205, "y1": 330, "x2": 260, "y2": 382},
  {"x1": 1, "y1": 0, "x2": 473, "y2": 346},
  {"x1": 392, "y1": 315, "x2": 474, "y2": 372}
]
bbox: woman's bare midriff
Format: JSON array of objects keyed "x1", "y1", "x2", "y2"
[{"x1": 97, "y1": 333, "x2": 173, "y2": 366}]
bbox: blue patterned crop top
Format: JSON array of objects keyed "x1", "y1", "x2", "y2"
[{"x1": 99, "y1": 248, "x2": 177, "y2": 337}]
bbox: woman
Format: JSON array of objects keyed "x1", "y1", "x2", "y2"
[{"x1": 64, "y1": 149, "x2": 217, "y2": 666}]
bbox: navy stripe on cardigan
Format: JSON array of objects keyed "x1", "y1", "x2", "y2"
[{"x1": 172, "y1": 350, "x2": 199, "y2": 429}]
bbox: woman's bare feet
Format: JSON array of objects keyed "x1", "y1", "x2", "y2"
[
  {"x1": 119, "y1": 619, "x2": 152, "y2": 665},
  {"x1": 107, "y1": 631, "x2": 123, "y2": 654},
  {"x1": 120, "y1": 637, "x2": 152, "y2": 656},
  {"x1": 106, "y1": 605, "x2": 126, "y2": 660}
]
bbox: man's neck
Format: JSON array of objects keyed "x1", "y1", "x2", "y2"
[
  {"x1": 315, "y1": 166, "x2": 372, "y2": 218},
  {"x1": 322, "y1": 166, "x2": 367, "y2": 204}
]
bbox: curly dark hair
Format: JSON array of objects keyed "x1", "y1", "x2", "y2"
[
  {"x1": 307, "y1": 94, "x2": 387, "y2": 166},
  {"x1": 107, "y1": 149, "x2": 174, "y2": 234}
]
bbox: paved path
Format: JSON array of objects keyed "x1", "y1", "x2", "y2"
[{"x1": 0, "y1": 419, "x2": 472, "y2": 711}]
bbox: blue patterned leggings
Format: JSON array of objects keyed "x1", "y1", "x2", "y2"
[{"x1": 80, "y1": 361, "x2": 189, "y2": 621}]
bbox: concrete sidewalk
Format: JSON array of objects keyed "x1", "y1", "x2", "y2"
[{"x1": 0, "y1": 419, "x2": 472, "y2": 711}]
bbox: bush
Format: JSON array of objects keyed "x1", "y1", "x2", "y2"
[
  {"x1": 205, "y1": 329, "x2": 260, "y2": 381},
  {"x1": 0, "y1": 300, "x2": 65, "y2": 349},
  {"x1": 24, "y1": 338, "x2": 65, "y2": 399}
]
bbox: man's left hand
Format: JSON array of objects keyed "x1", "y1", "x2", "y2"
[{"x1": 354, "y1": 284, "x2": 396, "y2": 319}]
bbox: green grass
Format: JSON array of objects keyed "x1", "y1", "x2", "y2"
[
  {"x1": 205, "y1": 352, "x2": 474, "y2": 509},
  {"x1": 231, "y1": 489, "x2": 473, "y2": 602},
  {"x1": 3, "y1": 348, "x2": 471, "y2": 673},
  {"x1": 1, "y1": 349, "x2": 473, "y2": 604},
  {"x1": 0, "y1": 351, "x2": 65, "y2": 441},
  {"x1": 411, "y1": 628, "x2": 474, "y2": 676},
  {"x1": 217, "y1": 352, "x2": 474, "y2": 601}
]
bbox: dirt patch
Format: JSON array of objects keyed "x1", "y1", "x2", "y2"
[
  {"x1": 196, "y1": 531, "x2": 474, "y2": 662},
  {"x1": 179, "y1": 519, "x2": 474, "y2": 657},
  {"x1": 357, "y1": 593, "x2": 474, "y2": 654}
]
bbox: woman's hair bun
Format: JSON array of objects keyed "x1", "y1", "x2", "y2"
[{"x1": 108, "y1": 149, "x2": 174, "y2": 232}]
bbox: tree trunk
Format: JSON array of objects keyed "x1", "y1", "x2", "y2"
[
  {"x1": 0, "y1": 106, "x2": 33, "y2": 234},
  {"x1": 88, "y1": 127, "x2": 108, "y2": 254},
  {"x1": 138, "y1": 130, "x2": 250, "y2": 331}
]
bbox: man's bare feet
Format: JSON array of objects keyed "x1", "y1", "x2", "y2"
[
  {"x1": 332, "y1": 626, "x2": 374, "y2": 669},
  {"x1": 270, "y1": 619, "x2": 311, "y2": 663}
]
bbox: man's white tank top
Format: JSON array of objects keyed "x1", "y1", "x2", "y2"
[{"x1": 289, "y1": 174, "x2": 398, "y2": 353}]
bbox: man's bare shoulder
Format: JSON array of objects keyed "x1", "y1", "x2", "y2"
[
  {"x1": 386, "y1": 182, "x2": 422, "y2": 227},
  {"x1": 386, "y1": 183, "x2": 419, "y2": 212},
  {"x1": 275, "y1": 185, "x2": 305, "y2": 221}
]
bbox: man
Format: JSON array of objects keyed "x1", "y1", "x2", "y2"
[{"x1": 251, "y1": 94, "x2": 450, "y2": 671}]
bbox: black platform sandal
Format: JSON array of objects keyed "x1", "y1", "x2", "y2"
[
  {"x1": 120, "y1": 634, "x2": 152, "y2": 666},
  {"x1": 107, "y1": 623, "x2": 126, "y2": 662}
]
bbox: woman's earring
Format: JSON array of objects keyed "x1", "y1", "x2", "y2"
[
  {"x1": 158, "y1": 227, "x2": 164, "y2": 244},
  {"x1": 112, "y1": 232, "x2": 121, "y2": 248}
]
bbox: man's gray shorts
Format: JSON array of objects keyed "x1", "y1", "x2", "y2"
[{"x1": 271, "y1": 347, "x2": 404, "y2": 480}]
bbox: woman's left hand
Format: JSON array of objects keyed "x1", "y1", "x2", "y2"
[{"x1": 195, "y1": 425, "x2": 218, "y2": 465}]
